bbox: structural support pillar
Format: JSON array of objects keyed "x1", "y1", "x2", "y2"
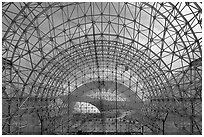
[
  {"x1": 141, "y1": 125, "x2": 144, "y2": 135},
  {"x1": 162, "y1": 112, "x2": 169, "y2": 135},
  {"x1": 162, "y1": 120, "x2": 165, "y2": 135},
  {"x1": 191, "y1": 99, "x2": 194, "y2": 134},
  {"x1": 115, "y1": 66, "x2": 118, "y2": 134}
]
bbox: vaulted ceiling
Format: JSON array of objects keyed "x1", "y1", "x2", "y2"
[{"x1": 2, "y1": 2, "x2": 202, "y2": 134}]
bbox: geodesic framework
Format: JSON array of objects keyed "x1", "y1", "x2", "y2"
[{"x1": 2, "y1": 2, "x2": 202, "y2": 135}]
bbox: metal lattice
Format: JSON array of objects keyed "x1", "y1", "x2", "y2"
[{"x1": 2, "y1": 2, "x2": 202, "y2": 135}]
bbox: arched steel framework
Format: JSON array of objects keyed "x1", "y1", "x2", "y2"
[{"x1": 2, "y1": 2, "x2": 202, "y2": 135}]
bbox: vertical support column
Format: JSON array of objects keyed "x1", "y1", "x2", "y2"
[
  {"x1": 190, "y1": 65, "x2": 194, "y2": 134},
  {"x1": 36, "y1": 111, "x2": 43, "y2": 135},
  {"x1": 162, "y1": 120, "x2": 165, "y2": 135},
  {"x1": 190, "y1": 99, "x2": 194, "y2": 134},
  {"x1": 67, "y1": 81, "x2": 70, "y2": 134},
  {"x1": 115, "y1": 65, "x2": 118, "y2": 134},
  {"x1": 141, "y1": 125, "x2": 144, "y2": 135},
  {"x1": 162, "y1": 112, "x2": 168, "y2": 135},
  {"x1": 8, "y1": 99, "x2": 11, "y2": 134},
  {"x1": 40, "y1": 119, "x2": 43, "y2": 135}
]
